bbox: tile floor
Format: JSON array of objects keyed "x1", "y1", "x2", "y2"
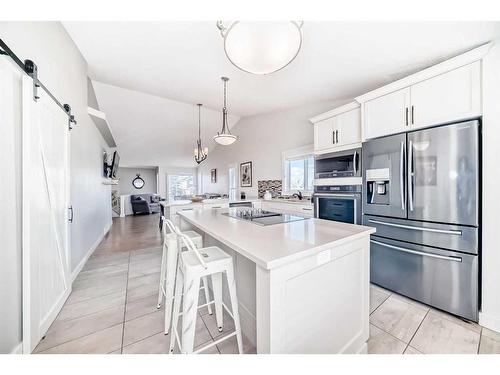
[
  {"x1": 368, "y1": 284, "x2": 500, "y2": 354},
  {"x1": 34, "y1": 214, "x2": 255, "y2": 354},
  {"x1": 34, "y1": 214, "x2": 500, "y2": 354}
]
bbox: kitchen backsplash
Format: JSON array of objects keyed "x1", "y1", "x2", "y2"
[{"x1": 258, "y1": 180, "x2": 282, "y2": 198}]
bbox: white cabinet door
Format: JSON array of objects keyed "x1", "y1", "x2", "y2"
[
  {"x1": 335, "y1": 107, "x2": 361, "y2": 147},
  {"x1": 314, "y1": 118, "x2": 334, "y2": 152},
  {"x1": 364, "y1": 87, "x2": 411, "y2": 139},
  {"x1": 410, "y1": 62, "x2": 481, "y2": 129}
]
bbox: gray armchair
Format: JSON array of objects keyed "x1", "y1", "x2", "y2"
[{"x1": 131, "y1": 194, "x2": 161, "y2": 215}]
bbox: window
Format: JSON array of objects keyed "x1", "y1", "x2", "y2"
[
  {"x1": 167, "y1": 174, "x2": 195, "y2": 202},
  {"x1": 282, "y1": 145, "x2": 315, "y2": 194}
]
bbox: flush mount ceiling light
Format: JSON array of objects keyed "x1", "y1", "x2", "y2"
[
  {"x1": 216, "y1": 21, "x2": 304, "y2": 75},
  {"x1": 213, "y1": 77, "x2": 237, "y2": 146},
  {"x1": 194, "y1": 103, "x2": 208, "y2": 164}
]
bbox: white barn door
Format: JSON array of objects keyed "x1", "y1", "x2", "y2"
[{"x1": 22, "y1": 75, "x2": 71, "y2": 353}]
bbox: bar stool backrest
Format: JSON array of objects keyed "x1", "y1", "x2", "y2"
[
  {"x1": 179, "y1": 233, "x2": 208, "y2": 269},
  {"x1": 162, "y1": 216, "x2": 178, "y2": 236}
]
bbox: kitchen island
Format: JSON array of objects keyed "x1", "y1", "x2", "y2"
[{"x1": 178, "y1": 208, "x2": 375, "y2": 354}]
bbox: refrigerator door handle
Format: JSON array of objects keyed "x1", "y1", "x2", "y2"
[
  {"x1": 370, "y1": 240, "x2": 462, "y2": 262},
  {"x1": 400, "y1": 141, "x2": 405, "y2": 211},
  {"x1": 368, "y1": 219, "x2": 463, "y2": 235},
  {"x1": 408, "y1": 140, "x2": 414, "y2": 212},
  {"x1": 353, "y1": 150, "x2": 357, "y2": 176}
]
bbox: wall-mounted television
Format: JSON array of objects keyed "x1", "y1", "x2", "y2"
[{"x1": 109, "y1": 151, "x2": 120, "y2": 179}]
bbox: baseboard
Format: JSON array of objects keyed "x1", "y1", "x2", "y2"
[
  {"x1": 71, "y1": 220, "x2": 113, "y2": 282},
  {"x1": 479, "y1": 311, "x2": 500, "y2": 333},
  {"x1": 39, "y1": 287, "x2": 72, "y2": 339},
  {"x1": 10, "y1": 342, "x2": 23, "y2": 354}
]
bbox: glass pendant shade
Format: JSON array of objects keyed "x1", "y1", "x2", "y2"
[
  {"x1": 217, "y1": 21, "x2": 303, "y2": 75},
  {"x1": 213, "y1": 133, "x2": 237, "y2": 145}
]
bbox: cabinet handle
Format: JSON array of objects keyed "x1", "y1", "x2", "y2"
[
  {"x1": 336, "y1": 130, "x2": 339, "y2": 144},
  {"x1": 411, "y1": 105, "x2": 414, "y2": 125},
  {"x1": 332, "y1": 130, "x2": 336, "y2": 144},
  {"x1": 302, "y1": 207, "x2": 312, "y2": 211},
  {"x1": 405, "y1": 107, "x2": 409, "y2": 126}
]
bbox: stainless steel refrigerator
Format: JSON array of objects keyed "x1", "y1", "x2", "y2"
[{"x1": 362, "y1": 120, "x2": 480, "y2": 321}]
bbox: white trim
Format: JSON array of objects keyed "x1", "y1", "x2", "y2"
[
  {"x1": 281, "y1": 144, "x2": 314, "y2": 159},
  {"x1": 479, "y1": 312, "x2": 500, "y2": 334},
  {"x1": 71, "y1": 220, "x2": 113, "y2": 282},
  {"x1": 314, "y1": 142, "x2": 362, "y2": 155},
  {"x1": 10, "y1": 343, "x2": 23, "y2": 354},
  {"x1": 39, "y1": 288, "x2": 72, "y2": 337},
  {"x1": 309, "y1": 101, "x2": 360, "y2": 124},
  {"x1": 21, "y1": 75, "x2": 32, "y2": 355},
  {"x1": 355, "y1": 42, "x2": 493, "y2": 103},
  {"x1": 314, "y1": 177, "x2": 362, "y2": 186}
]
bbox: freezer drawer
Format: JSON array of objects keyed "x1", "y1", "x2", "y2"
[
  {"x1": 370, "y1": 236, "x2": 478, "y2": 321},
  {"x1": 363, "y1": 215, "x2": 478, "y2": 255}
]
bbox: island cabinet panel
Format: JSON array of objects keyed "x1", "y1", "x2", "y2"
[
  {"x1": 177, "y1": 209, "x2": 374, "y2": 353},
  {"x1": 256, "y1": 237, "x2": 370, "y2": 354}
]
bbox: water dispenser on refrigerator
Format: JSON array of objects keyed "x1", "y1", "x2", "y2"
[{"x1": 366, "y1": 168, "x2": 390, "y2": 205}]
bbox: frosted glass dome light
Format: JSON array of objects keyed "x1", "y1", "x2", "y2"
[{"x1": 217, "y1": 21, "x2": 303, "y2": 75}]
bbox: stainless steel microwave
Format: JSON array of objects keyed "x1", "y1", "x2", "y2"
[{"x1": 315, "y1": 148, "x2": 361, "y2": 179}]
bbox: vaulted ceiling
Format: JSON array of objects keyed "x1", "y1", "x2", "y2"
[{"x1": 63, "y1": 21, "x2": 500, "y2": 167}]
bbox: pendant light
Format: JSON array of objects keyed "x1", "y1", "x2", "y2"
[
  {"x1": 194, "y1": 103, "x2": 208, "y2": 164},
  {"x1": 216, "y1": 21, "x2": 303, "y2": 75},
  {"x1": 213, "y1": 77, "x2": 237, "y2": 145}
]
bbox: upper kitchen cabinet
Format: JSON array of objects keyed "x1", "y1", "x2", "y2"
[
  {"x1": 410, "y1": 62, "x2": 481, "y2": 129},
  {"x1": 363, "y1": 87, "x2": 411, "y2": 139},
  {"x1": 313, "y1": 117, "x2": 335, "y2": 152},
  {"x1": 356, "y1": 43, "x2": 491, "y2": 140},
  {"x1": 310, "y1": 102, "x2": 361, "y2": 155}
]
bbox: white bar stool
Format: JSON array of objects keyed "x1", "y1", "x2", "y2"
[
  {"x1": 157, "y1": 217, "x2": 213, "y2": 334},
  {"x1": 169, "y1": 233, "x2": 243, "y2": 354}
]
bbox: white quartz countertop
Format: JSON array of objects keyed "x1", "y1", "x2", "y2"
[
  {"x1": 161, "y1": 197, "x2": 312, "y2": 207},
  {"x1": 178, "y1": 209, "x2": 375, "y2": 270},
  {"x1": 161, "y1": 198, "x2": 259, "y2": 207},
  {"x1": 262, "y1": 198, "x2": 313, "y2": 206}
]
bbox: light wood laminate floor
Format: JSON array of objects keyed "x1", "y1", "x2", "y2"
[{"x1": 34, "y1": 213, "x2": 500, "y2": 354}]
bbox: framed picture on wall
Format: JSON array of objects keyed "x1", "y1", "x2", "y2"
[
  {"x1": 240, "y1": 161, "x2": 252, "y2": 187},
  {"x1": 211, "y1": 169, "x2": 217, "y2": 183}
]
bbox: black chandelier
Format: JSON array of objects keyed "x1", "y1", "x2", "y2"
[{"x1": 194, "y1": 103, "x2": 208, "y2": 164}]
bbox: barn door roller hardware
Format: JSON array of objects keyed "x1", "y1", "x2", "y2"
[{"x1": 0, "y1": 38, "x2": 77, "y2": 130}]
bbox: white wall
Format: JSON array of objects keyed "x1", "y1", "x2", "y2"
[
  {"x1": 479, "y1": 39, "x2": 500, "y2": 332},
  {"x1": 117, "y1": 167, "x2": 158, "y2": 195},
  {"x1": 198, "y1": 100, "x2": 346, "y2": 198},
  {"x1": 0, "y1": 21, "x2": 112, "y2": 353}
]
